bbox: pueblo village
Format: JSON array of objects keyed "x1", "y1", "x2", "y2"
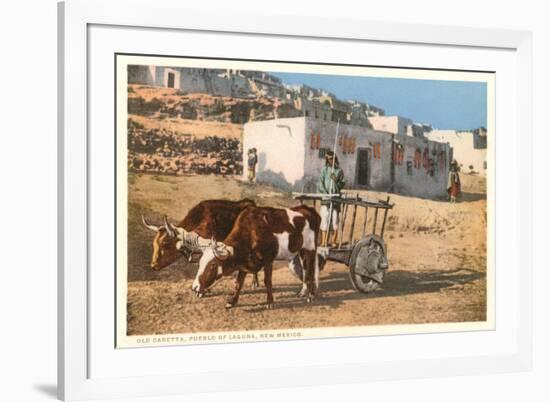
[{"x1": 124, "y1": 64, "x2": 488, "y2": 338}]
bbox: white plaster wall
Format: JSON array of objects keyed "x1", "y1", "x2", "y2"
[
  {"x1": 427, "y1": 130, "x2": 487, "y2": 176},
  {"x1": 368, "y1": 115, "x2": 412, "y2": 135},
  {"x1": 242, "y1": 118, "x2": 307, "y2": 189},
  {"x1": 304, "y1": 119, "x2": 392, "y2": 192},
  {"x1": 162, "y1": 67, "x2": 181, "y2": 89},
  {"x1": 393, "y1": 134, "x2": 450, "y2": 198}
]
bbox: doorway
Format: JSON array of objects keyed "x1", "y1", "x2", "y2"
[
  {"x1": 167, "y1": 72, "x2": 175, "y2": 88},
  {"x1": 356, "y1": 148, "x2": 371, "y2": 186}
]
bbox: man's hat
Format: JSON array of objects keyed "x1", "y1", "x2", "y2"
[{"x1": 325, "y1": 151, "x2": 339, "y2": 164}]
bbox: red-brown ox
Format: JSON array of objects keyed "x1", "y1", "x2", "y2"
[
  {"x1": 141, "y1": 199, "x2": 256, "y2": 273},
  {"x1": 192, "y1": 205, "x2": 321, "y2": 309}
]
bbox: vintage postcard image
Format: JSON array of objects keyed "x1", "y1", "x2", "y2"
[{"x1": 115, "y1": 55, "x2": 494, "y2": 348}]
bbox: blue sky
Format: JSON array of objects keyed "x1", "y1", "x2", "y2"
[{"x1": 270, "y1": 71, "x2": 487, "y2": 130}]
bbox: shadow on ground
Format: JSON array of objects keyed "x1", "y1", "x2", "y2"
[{"x1": 226, "y1": 267, "x2": 484, "y2": 312}]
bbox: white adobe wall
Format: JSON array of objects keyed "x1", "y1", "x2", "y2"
[
  {"x1": 393, "y1": 135, "x2": 451, "y2": 198},
  {"x1": 161, "y1": 68, "x2": 181, "y2": 89},
  {"x1": 242, "y1": 118, "x2": 307, "y2": 190},
  {"x1": 427, "y1": 130, "x2": 487, "y2": 176},
  {"x1": 304, "y1": 119, "x2": 392, "y2": 192},
  {"x1": 368, "y1": 115, "x2": 413, "y2": 136},
  {"x1": 244, "y1": 117, "x2": 450, "y2": 198}
]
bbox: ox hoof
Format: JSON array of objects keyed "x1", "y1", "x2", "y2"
[
  {"x1": 225, "y1": 302, "x2": 235, "y2": 309},
  {"x1": 296, "y1": 289, "x2": 307, "y2": 298},
  {"x1": 306, "y1": 296, "x2": 314, "y2": 304},
  {"x1": 266, "y1": 303, "x2": 274, "y2": 310}
]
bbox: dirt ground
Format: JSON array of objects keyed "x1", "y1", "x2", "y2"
[{"x1": 126, "y1": 173, "x2": 487, "y2": 335}]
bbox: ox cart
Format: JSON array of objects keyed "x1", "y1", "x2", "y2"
[{"x1": 293, "y1": 192, "x2": 394, "y2": 294}]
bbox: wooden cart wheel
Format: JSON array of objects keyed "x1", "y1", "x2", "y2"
[{"x1": 348, "y1": 235, "x2": 388, "y2": 294}]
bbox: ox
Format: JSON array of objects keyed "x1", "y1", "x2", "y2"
[
  {"x1": 142, "y1": 199, "x2": 262, "y2": 288},
  {"x1": 192, "y1": 205, "x2": 321, "y2": 309}
]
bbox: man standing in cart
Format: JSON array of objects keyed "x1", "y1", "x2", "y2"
[{"x1": 318, "y1": 150, "x2": 345, "y2": 247}]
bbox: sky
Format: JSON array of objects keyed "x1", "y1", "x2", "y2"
[{"x1": 270, "y1": 71, "x2": 487, "y2": 130}]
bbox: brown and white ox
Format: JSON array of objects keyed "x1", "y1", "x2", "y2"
[
  {"x1": 192, "y1": 205, "x2": 321, "y2": 309},
  {"x1": 141, "y1": 199, "x2": 259, "y2": 284}
]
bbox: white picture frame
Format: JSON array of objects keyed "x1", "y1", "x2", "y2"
[{"x1": 58, "y1": 0, "x2": 533, "y2": 400}]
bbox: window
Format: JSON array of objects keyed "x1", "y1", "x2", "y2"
[
  {"x1": 344, "y1": 137, "x2": 353, "y2": 154},
  {"x1": 373, "y1": 143, "x2": 381, "y2": 159},
  {"x1": 423, "y1": 148, "x2": 430, "y2": 171},
  {"x1": 310, "y1": 132, "x2": 321, "y2": 149},
  {"x1": 414, "y1": 149, "x2": 421, "y2": 168},
  {"x1": 438, "y1": 151, "x2": 446, "y2": 170},
  {"x1": 393, "y1": 143, "x2": 404, "y2": 165}
]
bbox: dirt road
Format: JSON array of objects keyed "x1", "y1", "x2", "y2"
[{"x1": 126, "y1": 173, "x2": 487, "y2": 335}]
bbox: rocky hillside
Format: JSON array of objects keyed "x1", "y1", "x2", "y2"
[{"x1": 128, "y1": 84, "x2": 302, "y2": 124}]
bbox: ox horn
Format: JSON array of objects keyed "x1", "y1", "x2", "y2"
[
  {"x1": 163, "y1": 215, "x2": 178, "y2": 238},
  {"x1": 211, "y1": 239, "x2": 233, "y2": 260},
  {"x1": 142, "y1": 215, "x2": 160, "y2": 232}
]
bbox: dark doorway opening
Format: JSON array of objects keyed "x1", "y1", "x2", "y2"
[
  {"x1": 167, "y1": 72, "x2": 175, "y2": 88},
  {"x1": 357, "y1": 148, "x2": 371, "y2": 186}
]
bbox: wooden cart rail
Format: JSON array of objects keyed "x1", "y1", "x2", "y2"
[
  {"x1": 293, "y1": 192, "x2": 394, "y2": 248},
  {"x1": 292, "y1": 192, "x2": 394, "y2": 210},
  {"x1": 292, "y1": 192, "x2": 395, "y2": 294}
]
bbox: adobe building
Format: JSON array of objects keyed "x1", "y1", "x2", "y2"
[
  {"x1": 127, "y1": 65, "x2": 256, "y2": 98},
  {"x1": 368, "y1": 115, "x2": 433, "y2": 138},
  {"x1": 426, "y1": 128, "x2": 487, "y2": 176},
  {"x1": 243, "y1": 117, "x2": 452, "y2": 199}
]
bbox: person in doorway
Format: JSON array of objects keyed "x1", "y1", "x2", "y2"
[
  {"x1": 247, "y1": 148, "x2": 258, "y2": 183},
  {"x1": 318, "y1": 151, "x2": 345, "y2": 247},
  {"x1": 447, "y1": 159, "x2": 461, "y2": 203}
]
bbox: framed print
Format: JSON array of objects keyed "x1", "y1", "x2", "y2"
[{"x1": 58, "y1": 0, "x2": 533, "y2": 400}]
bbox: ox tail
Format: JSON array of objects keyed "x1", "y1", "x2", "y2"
[
  {"x1": 288, "y1": 255, "x2": 304, "y2": 281},
  {"x1": 314, "y1": 252, "x2": 320, "y2": 293}
]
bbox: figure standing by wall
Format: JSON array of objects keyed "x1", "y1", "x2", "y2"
[
  {"x1": 318, "y1": 151, "x2": 345, "y2": 246},
  {"x1": 247, "y1": 148, "x2": 258, "y2": 183},
  {"x1": 447, "y1": 159, "x2": 461, "y2": 203}
]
